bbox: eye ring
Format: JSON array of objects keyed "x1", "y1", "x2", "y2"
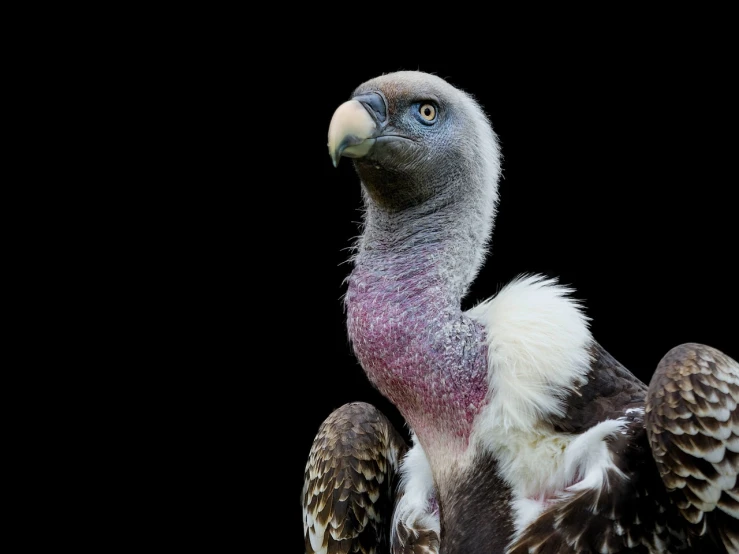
[{"x1": 418, "y1": 103, "x2": 437, "y2": 123}]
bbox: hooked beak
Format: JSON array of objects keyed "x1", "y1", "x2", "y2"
[{"x1": 327, "y1": 92, "x2": 387, "y2": 167}]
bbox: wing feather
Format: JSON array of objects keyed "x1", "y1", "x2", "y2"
[
  {"x1": 645, "y1": 342, "x2": 739, "y2": 552},
  {"x1": 390, "y1": 514, "x2": 440, "y2": 554},
  {"x1": 302, "y1": 402, "x2": 408, "y2": 554}
]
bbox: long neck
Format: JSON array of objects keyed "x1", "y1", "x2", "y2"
[
  {"x1": 357, "y1": 172, "x2": 496, "y2": 299},
  {"x1": 346, "y1": 188, "x2": 495, "y2": 463}
]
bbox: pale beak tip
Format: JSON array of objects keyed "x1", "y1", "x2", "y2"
[{"x1": 329, "y1": 144, "x2": 341, "y2": 168}]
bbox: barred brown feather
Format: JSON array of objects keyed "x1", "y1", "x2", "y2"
[
  {"x1": 646, "y1": 343, "x2": 739, "y2": 552},
  {"x1": 302, "y1": 402, "x2": 408, "y2": 554}
]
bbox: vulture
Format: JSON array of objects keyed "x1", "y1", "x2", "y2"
[{"x1": 302, "y1": 71, "x2": 738, "y2": 554}]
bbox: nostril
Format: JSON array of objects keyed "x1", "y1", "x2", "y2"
[{"x1": 354, "y1": 92, "x2": 387, "y2": 125}]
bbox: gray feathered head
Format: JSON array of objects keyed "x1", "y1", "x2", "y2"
[{"x1": 328, "y1": 71, "x2": 501, "y2": 293}]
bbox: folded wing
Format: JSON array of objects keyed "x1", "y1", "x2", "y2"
[
  {"x1": 302, "y1": 402, "x2": 408, "y2": 554},
  {"x1": 645, "y1": 342, "x2": 739, "y2": 552}
]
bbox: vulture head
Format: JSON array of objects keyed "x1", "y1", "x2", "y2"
[{"x1": 328, "y1": 71, "x2": 500, "y2": 293}]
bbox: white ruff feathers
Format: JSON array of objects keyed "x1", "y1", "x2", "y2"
[
  {"x1": 469, "y1": 274, "x2": 593, "y2": 431},
  {"x1": 467, "y1": 274, "x2": 601, "y2": 534},
  {"x1": 392, "y1": 436, "x2": 440, "y2": 540}
]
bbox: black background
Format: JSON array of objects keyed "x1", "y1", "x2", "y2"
[
  {"x1": 254, "y1": 51, "x2": 736, "y2": 551},
  {"x1": 47, "y1": 17, "x2": 738, "y2": 552}
]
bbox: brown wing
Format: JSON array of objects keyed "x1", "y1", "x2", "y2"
[
  {"x1": 645, "y1": 342, "x2": 739, "y2": 552},
  {"x1": 302, "y1": 402, "x2": 408, "y2": 554}
]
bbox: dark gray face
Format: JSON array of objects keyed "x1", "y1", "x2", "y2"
[{"x1": 348, "y1": 78, "x2": 465, "y2": 212}]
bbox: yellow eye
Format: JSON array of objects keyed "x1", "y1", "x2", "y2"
[{"x1": 419, "y1": 103, "x2": 436, "y2": 121}]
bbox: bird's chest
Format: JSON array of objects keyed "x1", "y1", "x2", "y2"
[{"x1": 345, "y1": 276, "x2": 489, "y2": 446}]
